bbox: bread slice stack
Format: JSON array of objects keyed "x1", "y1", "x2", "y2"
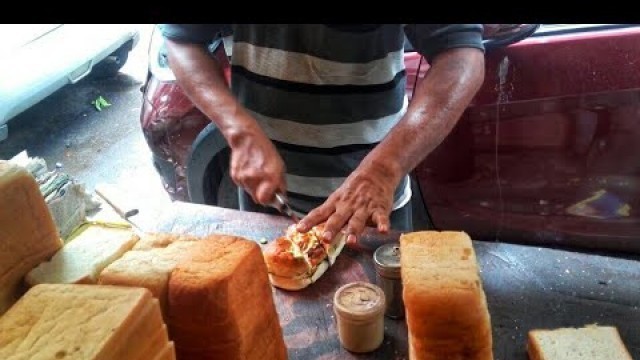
[
  {"x1": 25, "y1": 224, "x2": 139, "y2": 286},
  {"x1": 0, "y1": 283, "x2": 175, "y2": 360},
  {"x1": 99, "y1": 233, "x2": 288, "y2": 360},
  {"x1": 528, "y1": 325, "x2": 633, "y2": 360},
  {"x1": 0, "y1": 162, "x2": 63, "y2": 315},
  {"x1": 400, "y1": 231, "x2": 493, "y2": 360}
]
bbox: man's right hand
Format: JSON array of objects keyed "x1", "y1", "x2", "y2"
[
  {"x1": 164, "y1": 39, "x2": 286, "y2": 206},
  {"x1": 229, "y1": 129, "x2": 286, "y2": 205}
]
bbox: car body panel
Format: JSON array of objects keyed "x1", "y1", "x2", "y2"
[
  {"x1": 414, "y1": 25, "x2": 640, "y2": 252},
  {"x1": 0, "y1": 24, "x2": 140, "y2": 133}
]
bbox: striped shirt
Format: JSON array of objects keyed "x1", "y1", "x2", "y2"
[{"x1": 161, "y1": 24, "x2": 484, "y2": 215}]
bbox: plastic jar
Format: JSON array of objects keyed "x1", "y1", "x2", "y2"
[
  {"x1": 333, "y1": 281, "x2": 386, "y2": 353},
  {"x1": 373, "y1": 243, "x2": 405, "y2": 319}
]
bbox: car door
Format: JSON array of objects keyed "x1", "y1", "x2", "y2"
[{"x1": 413, "y1": 24, "x2": 640, "y2": 253}]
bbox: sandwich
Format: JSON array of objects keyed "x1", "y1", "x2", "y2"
[{"x1": 262, "y1": 224, "x2": 346, "y2": 290}]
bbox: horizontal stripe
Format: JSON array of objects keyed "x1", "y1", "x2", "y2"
[
  {"x1": 232, "y1": 42, "x2": 405, "y2": 86},
  {"x1": 232, "y1": 65, "x2": 406, "y2": 95},
  {"x1": 285, "y1": 175, "x2": 412, "y2": 213},
  {"x1": 273, "y1": 141, "x2": 377, "y2": 155},
  {"x1": 234, "y1": 72, "x2": 406, "y2": 125},
  {"x1": 280, "y1": 147, "x2": 372, "y2": 178},
  {"x1": 249, "y1": 98, "x2": 407, "y2": 148},
  {"x1": 232, "y1": 24, "x2": 405, "y2": 63},
  {"x1": 286, "y1": 174, "x2": 345, "y2": 198}
]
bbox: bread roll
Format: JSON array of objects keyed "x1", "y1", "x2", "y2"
[{"x1": 262, "y1": 224, "x2": 346, "y2": 290}]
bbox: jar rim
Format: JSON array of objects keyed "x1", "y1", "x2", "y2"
[{"x1": 333, "y1": 282, "x2": 386, "y2": 321}]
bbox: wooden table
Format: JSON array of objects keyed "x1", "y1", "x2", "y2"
[{"x1": 152, "y1": 202, "x2": 640, "y2": 360}]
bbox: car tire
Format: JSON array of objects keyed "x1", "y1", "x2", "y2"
[
  {"x1": 90, "y1": 43, "x2": 131, "y2": 79},
  {"x1": 186, "y1": 123, "x2": 238, "y2": 209}
]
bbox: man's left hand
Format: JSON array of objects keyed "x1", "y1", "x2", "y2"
[{"x1": 296, "y1": 163, "x2": 400, "y2": 245}]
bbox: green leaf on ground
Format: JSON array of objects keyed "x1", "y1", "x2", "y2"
[{"x1": 91, "y1": 96, "x2": 112, "y2": 112}]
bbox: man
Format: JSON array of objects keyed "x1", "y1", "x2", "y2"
[{"x1": 161, "y1": 24, "x2": 485, "y2": 245}]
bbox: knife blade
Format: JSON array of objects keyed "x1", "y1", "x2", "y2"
[{"x1": 270, "y1": 192, "x2": 300, "y2": 223}]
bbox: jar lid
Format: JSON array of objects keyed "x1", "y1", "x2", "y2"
[
  {"x1": 333, "y1": 282, "x2": 385, "y2": 321},
  {"x1": 373, "y1": 243, "x2": 401, "y2": 278}
]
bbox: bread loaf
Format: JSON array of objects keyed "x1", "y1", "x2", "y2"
[
  {"x1": 0, "y1": 284, "x2": 174, "y2": 360},
  {"x1": 528, "y1": 325, "x2": 633, "y2": 360},
  {"x1": 0, "y1": 161, "x2": 63, "y2": 314},
  {"x1": 25, "y1": 225, "x2": 139, "y2": 286},
  {"x1": 400, "y1": 231, "x2": 493, "y2": 360},
  {"x1": 99, "y1": 233, "x2": 288, "y2": 360}
]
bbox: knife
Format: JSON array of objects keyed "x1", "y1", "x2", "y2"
[{"x1": 269, "y1": 192, "x2": 300, "y2": 223}]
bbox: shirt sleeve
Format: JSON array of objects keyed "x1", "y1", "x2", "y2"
[
  {"x1": 403, "y1": 24, "x2": 485, "y2": 62},
  {"x1": 159, "y1": 24, "x2": 231, "y2": 44}
]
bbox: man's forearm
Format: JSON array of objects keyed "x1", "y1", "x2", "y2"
[
  {"x1": 362, "y1": 48, "x2": 486, "y2": 184},
  {"x1": 165, "y1": 40, "x2": 264, "y2": 148}
]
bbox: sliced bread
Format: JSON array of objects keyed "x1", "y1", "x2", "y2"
[
  {"x1": 528, "y1": 325, "x2": 633, "y2": 360},
  {"x1": 25, "y1": 225, "x2": 139, "y2": 286}
]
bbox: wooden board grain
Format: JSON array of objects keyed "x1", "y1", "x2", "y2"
[{"x1": 152, "y1": 202, "x2": 640, "y2": 360}]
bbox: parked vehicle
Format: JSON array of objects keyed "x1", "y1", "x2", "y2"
[
  {"x1": 140, "y1": 24, "x2": 640, "y2": 254},
  {"x1": 0, "y1": 24, "x2": 140, "y2": 141}
]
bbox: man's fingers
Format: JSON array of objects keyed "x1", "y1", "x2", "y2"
[
  {"x1": 297, "y1": 202, "x2": 334, "y2": 233},
  {"x1": 323, "y1": 209, "x2": 352, "y2": 242},
  {"x1": 346, "y1": 209, "x2": 368, "y2": 244},
  {"x1": 372, "y1": 209, "x2": 391, "y2": 233},
  {"x1": 254, "y1": 181, "x2": 279, "y2": 205}
]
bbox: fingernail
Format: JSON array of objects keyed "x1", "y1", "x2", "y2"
[
  {"x1": 379, "y1": 224, "x2": 389, "y2": 233},
  {"x1": 323, "y1": 231, "x2": 333, "y2": 241},
  {"x1": 296, "y1": 223, "x2": 306, "y2": 231},
  {"x1": 347, "y1": 234, "x2": 357, "y2": 243}
]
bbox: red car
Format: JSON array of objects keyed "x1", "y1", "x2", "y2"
[{"x1": 140, "y1": 24, "x2": 640, "y2": 254}]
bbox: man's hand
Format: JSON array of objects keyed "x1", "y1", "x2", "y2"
[
  {"x1": 230, "y1": 130, "x2": 286, "y2": 205},
  {"x1": 165, "y1": 39, "x2": 286, "y2": 205},
  {"x1": 297, "y1": 47, "x2": 485, "y2": 243},
  {"x1": 297, "y1": 160, "x2": 401, "y2": 245}
]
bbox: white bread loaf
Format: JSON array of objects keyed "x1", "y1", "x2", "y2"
[
  {"x1": 99, "y1": 233, "x2": 288, "y2": 360},
  {"x1": 0, "y1": 161, "x2": 63, "y2": 314},
  {"x1": 0, "y1": 283, "x2": 174, "y2": 360},
  {"x1": 25, "y1": 225, "x2": 139, "y2": 286},
  {"x1": 401, "y1": 231, "x2": 493, "y2": 360},
  {"x1": 168, "y1": 237, "x2": 287, "y2": 360},
  {"x1": 528, "y1": 325, "x2": 633, "y2": 360}
]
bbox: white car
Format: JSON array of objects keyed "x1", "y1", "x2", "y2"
[{"x1": 0, "y1": 24, "x2": 140, "y2": 141}]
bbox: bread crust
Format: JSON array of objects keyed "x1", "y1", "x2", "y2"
[
  {"x1": 262, "y1": 237, "x2": 311, "y2": 278},
  {"x1": 401, "y1": 231, "x2": 493, "y2": 360}
]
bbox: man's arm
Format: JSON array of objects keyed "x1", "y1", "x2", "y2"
[
  {"x1": 164, "y1": 34, "x2": 286, "y2": 205},
  {"x1": 298, "y1": 45, "x2": 485, "y2": 243}
]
